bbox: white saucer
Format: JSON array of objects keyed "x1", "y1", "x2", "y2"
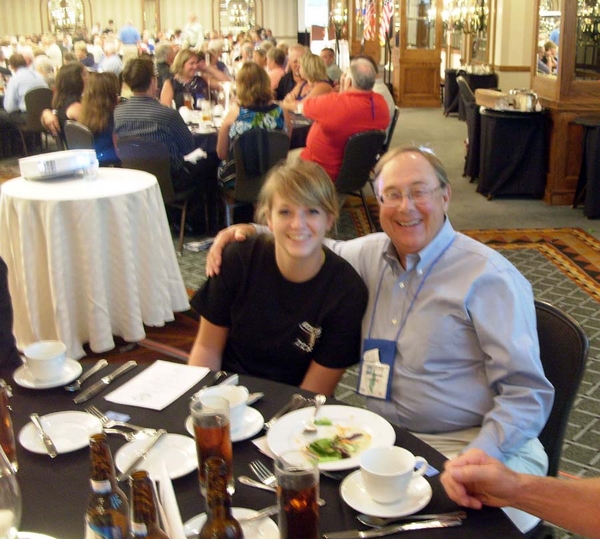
[
  {"x1": 19, "y1": 411, "x2": 103, "y2": 454},
  {"x1": 340, "y1": 470, "x2": 432, "y2": 518},
  {"x1": 185, "y1": 407, "x2": 264, "y2": 443},
  {"x1": 14, "y1": 358, "x2": 83, "y2": 389},
  {"x1": 115, "y1": 433, "x2": 196, "y2": 480},
  {"x1": 184, "y1": 507, "x2": 279, "y2": 538},
  {"x1": 18, "y1": 533, "x2": 58, "y2": 539}
]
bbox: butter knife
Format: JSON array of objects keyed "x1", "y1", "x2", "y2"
[
  {"x1": 30, "y1": 413, "x2": 58, "y2": 458},
  {"x1": 74, "y1": 360, "x2": 137, "y2": 403},
  {"x1": 322, "y1": 518, "x2": 463, "y2": 539},
  {"x1": 117, "y1": 429, "x2": 166, "y2": 481},
  {"x1": 264, "y1": 393, "x2": 307, "y2": 430}
]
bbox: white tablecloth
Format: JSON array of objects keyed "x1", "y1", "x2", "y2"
[{"x1": 0, "y1": 168, "x2": 190, "y2": 359}]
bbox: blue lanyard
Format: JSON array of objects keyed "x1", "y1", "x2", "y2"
[{"x1": 367, "y1": 238, "x2": 455, "y2": 342}]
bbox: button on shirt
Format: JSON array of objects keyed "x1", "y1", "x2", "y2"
[{"x1": 325, "y1": 218, "x2": 554, "y2": 462}]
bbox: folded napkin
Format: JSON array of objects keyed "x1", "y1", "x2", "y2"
[
  {"x1": 184, "y1": 148, "x2": 207, "y2": 164},
  {"x1": 104, "y1": 360, "x2": 210, "y2": 410},
  {"x1": 156, "y1": 460, "x2": 186, "y2": 539},
  {"x1": 179, "y1": 106, "x2": 191, "y2": 123},
  {"x1": 251, "y1": 436, "x2": 276, "y2": 459}
]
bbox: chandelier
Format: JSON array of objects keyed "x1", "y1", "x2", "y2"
[
  {"x1": 578, "y1": 0, "x2": 600, "y2": 40},
  {"x1": 48, "y1": 0, "x2": 84, "y2": 32},
  {"x1": 442, "y1": 0, "x2": 488, "y2": 35},
  {"x1": 228, "y1": 0, "x2": 249, "y2": 29},
  {"x1": 331, "y1": 1, "x2": 348, "y2": 38}
]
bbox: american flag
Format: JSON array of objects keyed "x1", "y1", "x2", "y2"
[
  {"x1": 379, "y1": 0, "x2": 394, "y2": 46},
  {"x1": 363, "y1": 0, "x2": 376, "y2": 41}
]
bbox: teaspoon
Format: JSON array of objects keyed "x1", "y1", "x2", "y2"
[
  {"x1": 64, "y1": 359, "x2": 108, "y2": 392},
  {"x1": 357, "y1": 510, "x2": 467, "y2": 528}
]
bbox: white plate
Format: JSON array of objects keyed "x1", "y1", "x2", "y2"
[
  {"x1": 115, "y1": 433, "x2": 196, "y2": 480},
  {"x1": 340, "y1": 470, "x2": 432, "y2": 518},
  {"x1": 185, "y1": 407, "x2": 264, "y2": 443},
  {"x1": 266, "y1": 405, "x2": 396, "y2": 471},
  {"x1": 184, "y1": 508, "x2": 279, "y2": 538},
  {"x1": 13, "y1": 358, "x2": 83, "y2": 389},
  {"x1": 19, "y1": 411, "x2": 103, "y2": 454},
  {"x1": 18, "y1": 533, "x2": 59, "y2": 539}
]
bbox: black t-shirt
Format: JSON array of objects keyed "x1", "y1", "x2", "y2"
[
  {"x1": 191, "y1": 236, "x2": 368, "y2": 386},
  {"x1": 275, "y1": 71, "x2": 296, "y2": 101}
]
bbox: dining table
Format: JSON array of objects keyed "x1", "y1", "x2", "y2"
[
  {"x1": 2, "y1": 359, "x2": 525, "y2": 539},
  {"x1": 0, "y1": 168, "x2": 190, "y2": 360}
]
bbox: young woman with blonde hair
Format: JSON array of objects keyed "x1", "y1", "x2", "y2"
[{"x1": 188, "y1": 159, "x2": 367, "y2": 396}]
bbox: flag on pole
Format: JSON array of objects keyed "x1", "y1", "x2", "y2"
[
  {"x1": 379, "y1": 0, "x2": 394, "y2": 46},
  {"x1": 363, "y1": 0, "x2": 376, "y2": 41}
]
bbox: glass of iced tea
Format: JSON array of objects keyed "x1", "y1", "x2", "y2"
[
  {"x1": 275, "y1": 450, "x2": 319, "y2": 539},
  {"x1": 0, "y1": 380, "x2": 17, "y2": 472},
  {"x1": 183, "y1": 92, "x2": 193, "y2": 110},
  {"x1": 190, "y1": 395, "x2": 233, "y2": 496}
]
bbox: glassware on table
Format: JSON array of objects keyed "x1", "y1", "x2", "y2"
[
  {"x1": 130, "y1": 470, "x2": 169, "y2": 538},
  {"x1": 200, "y1": 100, "x2": 212, "y2": 122},
  {"x1": 190, "y1": 395, "x2": 233, "y2": 496},
  {"x1": 183, "y1": 92, "x2": 193, "y2": 110},
  {"x1": 275, "y1": 450, "x2": 319, "y2": 539},
  {"x1": 0, "y1": 381, "x2": 17, "y2": 473},
  {"x1": 0, "y1": 445, "x2": 21, "y2": 539}
]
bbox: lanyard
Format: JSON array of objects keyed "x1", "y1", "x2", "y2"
[{"x1": 367, "y1": 237, "x2": 455, "y2": 342}]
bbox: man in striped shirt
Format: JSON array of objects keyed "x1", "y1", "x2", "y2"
[{"x1": 115, "y1": 57, "x2": 219, "y2": 230}]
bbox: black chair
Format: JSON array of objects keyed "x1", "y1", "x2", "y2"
[
  {"x1": 221, "y1": 128, "x2": 290, "y2": 227},
  {"x1": 336, "y1": 130, "x2": 386, "y2": 234},
  {"x1": 457, "y1": 76, "x2": 481, "y2": 182},
  {"x1": 382, "y1": 106, "x2": 400, "y2": 155},
  {"x1": 17, "y1": 87, "x2": 54, "y2": 156},
  {"x1": 456, "y1": 75, "x2": 476, "y2": 123},
  {"x1": 534, "y1": 299, "x2": 588, "y2": 477},
  {"x1": 64, "y1": 120, "x2": 94, "y2": 150},
  {"x1": 116, "y1": 137, "x2": 201, "y2": 255}
]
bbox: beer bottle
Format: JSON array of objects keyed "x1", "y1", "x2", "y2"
[
  {"x1": 85, "y1": 433, "x2": 130, "y2": 539},
  {"x1": 129, "y1": 470, "x2": 169, "y2": 538},
  {"x1": 198, "y1": 457, "x2": 243, "y2": 539}
]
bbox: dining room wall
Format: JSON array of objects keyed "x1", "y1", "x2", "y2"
[{"x1": 0, "y1": 0, "x2": 298, "y2": 44}]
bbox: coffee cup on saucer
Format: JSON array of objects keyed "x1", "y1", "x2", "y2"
[
  {"x1": 199, "y1": 385, "x2": 249, "y2": 434},
  {"x1": 22, "y1": 340, "x2": 67, "y2": 383},
  {"x1": 360, "y1": 446, "x2": 428, "y2": 504}
]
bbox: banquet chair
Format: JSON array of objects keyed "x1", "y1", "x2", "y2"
[
  {"x1": 456, "y1": 75, "x2": 475, "y2": 122},
  {"x1": 116, "y1": 137, "x2": 200, "y2": 255},
  {"x1": 221, "y1": 128, "x2": 289, "y2": 227},
  {"x1": 64, "y1": 120, "x2": 94, "y2": 150},
  {"x1": 17, "y1": 87, "x2": 54, "y2": 156},
  {"x1": 336, "y1": 130, "x2": 386, "y2": 234},
  {"x1": 382, "y1": 106, "x2": 400, "y2": 155},
  {"x1": 528, "y1": 300, "x2": 588, "y2": 539}
]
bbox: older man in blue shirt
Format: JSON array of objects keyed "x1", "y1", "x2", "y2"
[{"x1": 207, "y1": 145, "x2": 554, "y2": 534}]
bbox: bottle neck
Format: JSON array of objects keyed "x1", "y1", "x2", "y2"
[
  {"x1": 89, "y1": 434, "x2": 118, "y2": 490},
  {"x1": 204, "y1": 460, "x2": 235, "y2": 521},
  {"x1": 130, "y1": 471, "x2": 166, "y2": 537}
]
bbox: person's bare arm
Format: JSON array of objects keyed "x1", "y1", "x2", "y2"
[
  {"x1": 188, "y1": 316, "x2": 229, "y2": 370},
  {"x1": 300, "y1": 361, "x2": 345, "y2": 397},
  {"x1": 441, "y1": 449, "x2": 600, "y2": 539},
  {"x1": 160, "y1": 79, "x2": 175, "y2": 107},
  {"x1": 216, "y1": 106, "x2": 238, "y2": 160},
  {"x1": 40, "y1": 109, "x2": 60, "y2": 136},
  {"x1": 66, "y1": 101, "x2": 81, "y2": 121},
  {"x1": 205, "y1": 224, "x2": 258, "y2": 277}
]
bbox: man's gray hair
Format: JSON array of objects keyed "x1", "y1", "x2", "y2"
[
  {"x1": 154, "y1": 43, "x2": 172, "y2": 63},
  {"x1": 347, "y1": 57, "x2": 376, "y2": 91}
]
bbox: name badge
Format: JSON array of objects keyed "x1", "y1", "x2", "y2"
[{"x1": 357, "y1": 339, "x2": 395, "y2": 400}]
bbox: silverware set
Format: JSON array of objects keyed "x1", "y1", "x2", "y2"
[{"x1": 264, "y1": 393, "x2": 314, "y2": 430}]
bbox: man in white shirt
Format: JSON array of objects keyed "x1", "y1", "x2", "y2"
[{"x1": 183, "y1": 14, "x2": 204, "y2": 50}]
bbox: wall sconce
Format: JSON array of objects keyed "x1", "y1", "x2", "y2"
[{"x1": 330, "y1": 1, "x2": 348, "y2": 62}]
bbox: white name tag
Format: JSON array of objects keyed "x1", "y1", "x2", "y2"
[{"x1": 358, "y1": 348, "x2": 390, "y2": 399}]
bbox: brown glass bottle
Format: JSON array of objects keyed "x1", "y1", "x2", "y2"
[
  {"x1": 129, "y1": 470, "x2": 169, "y2": 538},
  {"x1": 85, "y1": 433, "x2": 130, "y2": 539},
  {"x1": 198, "y1": 457, "x2": 243, "y2": 539}
]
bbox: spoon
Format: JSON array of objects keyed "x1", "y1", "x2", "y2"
[
  {"x1": 357, "y1": 510, "x2": 467, "y2": 528},
  {"x1": 303, "y1": 394, "x2": 326, "y2": 433},
  {"x1": 64, "y1": 359, "x2": 108, "y2": 392}
]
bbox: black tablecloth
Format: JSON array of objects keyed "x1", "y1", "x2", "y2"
[
  {"x1": 459, "y1": 73, "x2": 498, "y2": 121},
  {"x1": 1, "y1": 362, "x2": 523, "y2": 539},
  {"x1": 573, "y1": 116, "x2": 600, "y2": 218},
  {"x1": 290, "y1": 114, "x2": 312, "y2": 150},
  {"x1": 477, "y1": 109, "x2": 547, "y2": 199}
]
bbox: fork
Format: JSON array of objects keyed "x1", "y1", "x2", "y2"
[
  {"x1": 264, "y1": 394, "x2": 310, "y2": 431},
  {"x1": 86, "y1": 406, "x2": 157, "y2": 434},
  {"x1": 249, "y1": 459, "x2": 277, "y2": 487}
]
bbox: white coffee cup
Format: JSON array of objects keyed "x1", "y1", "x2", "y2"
[
  {"x1": 23, "y1": 340, "x2": 67, "y2": 383},
  {"x1": 200, "y1": 385, "x2": 249, "y2": 434},
  {"x1": 360, "y1": 446, "x2": 428, "y2": 504}
]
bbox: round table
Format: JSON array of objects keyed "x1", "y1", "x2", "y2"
[{"x1": 0, "y1": 168, "x2": 190, "y2": 359}]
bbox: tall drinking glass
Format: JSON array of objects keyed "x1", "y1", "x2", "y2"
[
  {"x1": 0, "y1": 446, "x2": 20, "y2": 539},
  {"x1": 0, "y1": 381, "x2": 17, "y2": 473},
  {"x1": 275, "y1": 450, "x2": 319, "y2": 539},
  {"x1": 190, "y1": 395, "x2": 233, "y2": 495}
]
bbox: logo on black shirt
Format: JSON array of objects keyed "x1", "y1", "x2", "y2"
[{"x1": 293, "y1": 322, "x2": 322, "y2": 353}]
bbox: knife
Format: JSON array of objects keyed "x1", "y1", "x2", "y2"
[
  {"x1": 322, "y1": 518, "x2": 462, "y2": 539},
  {"x1": 191, "y1": 372, "x2": 239, "y2": 401},
  {"x1": 117, "y1": 429, "x2": 166, "y2": 481},
  {"x1": 30, "y1": 413, "x2": 58, "y2": 458},
  {"x1": 74, "y1": 360, "x2": 137, "y2": 403}
]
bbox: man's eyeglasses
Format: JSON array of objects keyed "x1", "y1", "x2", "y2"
[{"x1": 377, "y1": 185, "x2": 443, "y2": 207}]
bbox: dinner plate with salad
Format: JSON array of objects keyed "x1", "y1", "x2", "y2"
[{"x1": 266, "y1": 405, "x2": 396, "y2": 471}]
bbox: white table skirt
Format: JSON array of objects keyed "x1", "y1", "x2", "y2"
[{"x1": 0, "y1": 168, "x2": 190, "y2": 359}]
